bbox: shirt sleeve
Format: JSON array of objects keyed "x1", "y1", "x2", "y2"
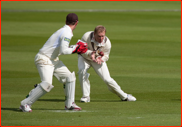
[
  {"x1": 101, "y1": 37, "x2": 111, "y2": 62},
  {"x1": 80, "y1": 32, "x2": 93, "y2": 60},
  {"x1": 59, "y1": 33, "x2": 75, "y2": 55}
]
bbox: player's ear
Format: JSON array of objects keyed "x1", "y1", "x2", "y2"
[
  {"x1": 75, "y1": 21, "x2": 78, "y2": 26},
  {"x1": 93, "y1": 32, "x2": 96, "y2": 36}
]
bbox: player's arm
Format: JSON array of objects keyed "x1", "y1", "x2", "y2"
[
  {"x1": 94, "y1": 38, "x2": 111, "y2": 64},
  {"x1": 100, "y1": 38, "x2": 111, "y2": 62},
  {"x1": 59, "y1": 34, "x2": 87, "y2": 55},
  {"x1": 101, "y1": 47, "x2": 110, "y2": 62},
  {"x1": 79, "y1": 32, "x2": 95, "y2": 60},
  {"x1": 59, "y1": 33, "x2": 74, "y2": 55}
]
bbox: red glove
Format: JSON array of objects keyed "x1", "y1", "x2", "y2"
[{"x1": 72, "y1": 40, "x2": 88, "y2": 54}]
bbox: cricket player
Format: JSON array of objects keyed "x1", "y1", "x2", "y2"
[
  {"x1": 78, "y1": 25, "x2": 136, "y2": 102},
  {"x1": 19, "y1": 13, "x2": 87, "y2": 112}
]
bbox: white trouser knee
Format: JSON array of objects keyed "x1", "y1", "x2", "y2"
[
  {"x1": 39, "y1": 81, "x2": 54, "y2": 92},
  {"x1": 78, "y1": 70, "x2": 90, "y2": 97},
  {"x1": 65, "y1": 72, "x2": 76, "y2": 108}
]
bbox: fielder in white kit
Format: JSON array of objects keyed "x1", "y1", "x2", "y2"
[
  {"x1": 19, "y1": 13, "x2": 88, "y2": 112},
  {"x1": 78, "y1": 25, "x2": 136, "y2": 102}
]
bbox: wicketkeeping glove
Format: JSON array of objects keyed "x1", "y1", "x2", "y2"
[{"x1": 72, "y1": 40, "x2": 88, "y2": 54}]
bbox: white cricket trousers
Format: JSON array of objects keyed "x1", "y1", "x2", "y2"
[
  {"x1": 21, "y1": 53, "x2": 76, "y2": 108},
  {"x1": 35, "y1": 53, "x2": 72, "y2": 85},
  {"x1": 78, "y1": 55, "x2": 128, "y2": 100}
]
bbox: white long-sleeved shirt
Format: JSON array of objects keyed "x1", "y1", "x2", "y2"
[
  {"x1": 81, "y1": 31, "x2": 111, "y2": 62},
  {"x1": 39, "y1": 25, "x2": 75, "y2": 59}
]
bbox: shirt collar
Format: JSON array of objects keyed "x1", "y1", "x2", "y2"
[{"x1": 91, "y1": 34, "x2": 106, "y2": 47}]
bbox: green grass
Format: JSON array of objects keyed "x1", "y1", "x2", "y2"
[
  {"x1": 1, "y1": 1, "x2": 181, "y2": 10},
  {"x1": 1, "y1": 1, "x2": 181, "y2": 126}
]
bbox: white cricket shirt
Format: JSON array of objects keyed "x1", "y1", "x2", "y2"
[
  {"x1": 39, "y1": 25, "x2": 74, "y2": 59},
  {"x1": 81, "y1": 31, "x2": 111, "y2": 62}
]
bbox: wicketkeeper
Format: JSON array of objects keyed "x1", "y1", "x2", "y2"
[
  {"x1": 78, "y1": 25, "x2": 136, "y2": 102},
  {"x1": 19, "y1": 13, "x2": 87, "y2": 112}
]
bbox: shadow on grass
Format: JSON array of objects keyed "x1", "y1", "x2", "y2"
[
  {"x1": 1, "y1": 107, "x2": 66, "y2": 112},
  {"x1": 1, "y1": 107, "x2": 21, "y2": 112},
  {"x1": 89, "y1": 100, "x2": 121, "y2": 102},
  {"x1": 38, "y1": 99, "x2": 65, "y2": 102},
  {"x1": 38, "y1": 98, "x2": 121, "y2": 102},
  {"x1": 171, "y1": 99, "x2": 181, "y2": 101},
  {"x1": 2, "y1": 99, "x2": 121, "y2": 112}
]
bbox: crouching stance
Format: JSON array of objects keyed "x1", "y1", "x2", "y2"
[
  {"x1": 19, "y1": 13, "x2": 87, "y2": 112},
  {"x1": 78, "y1": 25, "x2": 136, "y2": 103}
]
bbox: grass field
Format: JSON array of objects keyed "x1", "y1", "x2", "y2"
[{"x1": 1, "y1": 1, "x2": 181, "y2": 126}]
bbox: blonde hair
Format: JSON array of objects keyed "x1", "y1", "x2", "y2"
[{"x1": 94, "y1": 25, "x2": 106, "y2": 34}]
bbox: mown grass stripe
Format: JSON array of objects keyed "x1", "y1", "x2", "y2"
[{"x1": 1, "y1": 9, "x2": 181, "y2": 12}]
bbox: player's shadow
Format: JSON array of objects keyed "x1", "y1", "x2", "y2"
[
  {"x1": 38, "y1": 99, "x2": 65, "y2": 102},
  {"x1": 38, "y1": 99, "x2": 121, "y2": 102},
  {"x1": 1, "y1": 107, "x2": 20, "y2": 112},
  {"x1": 1, "y1": 107, "x2": 66, "y2": 112},
  {"x1": 1, "y1": 99, "x2": 66, "y2": 112},
  {"x1": 90, "y1": 100, "x2": 121, "y2": 102}
]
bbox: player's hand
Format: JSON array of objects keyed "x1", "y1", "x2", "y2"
[
  {"x1": 91, "y1": 51, "x2": 96, "y2": 62},
  {"x1": 95, "y1": 56, "x2": 104, "y2": 65}
]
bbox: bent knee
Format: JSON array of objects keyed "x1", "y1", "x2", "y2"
[
  {"x1": 66, "y1": 71, "x2": 76, "y2": 83},
  {"x1": 78, "y1": 68, "x2": 85, "y2": 74},
  {"x1": 39, "y1": 81, "x2": 54, "y2": 92}
]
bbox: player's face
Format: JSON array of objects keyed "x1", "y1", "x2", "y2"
[{"x1": 94, "y1": 31, "x2": 105, "y2": 43}]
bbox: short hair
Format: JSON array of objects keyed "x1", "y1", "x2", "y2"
[
  {"x1": 94, "y1": 25, "x2": 106, "y2": 34},
  {"x1": 66, "y1": 13, "x2": 78, "y2": 25}
]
